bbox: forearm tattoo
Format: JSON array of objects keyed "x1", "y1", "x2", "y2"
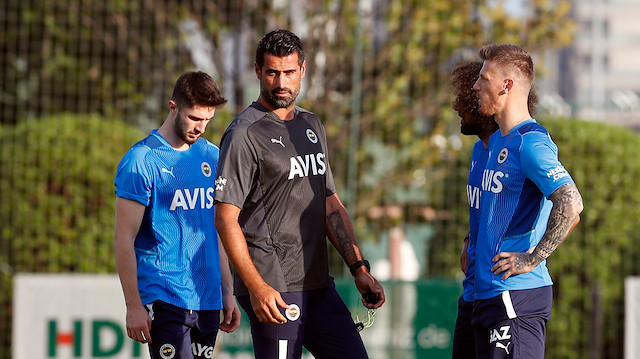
[
  {"x1": 327, "y1": 210, "x2": 356, "y2": 259},
  {"x1": 532, "y1": 183, "x2": 583, "y2": 263}
]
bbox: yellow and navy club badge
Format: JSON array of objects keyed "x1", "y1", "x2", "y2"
[
  {"x1": 498, "y1": 148, "x2": 509, "y2": 164},
  {"x1": 306, "y1": 129, "x2": 318, "y2": 144},
  {"x1": 286, "y1": 303, "x2": 301, "y2": 321},
  {"x1": 201, "y1": 162, "x2": 212, "y2": 177},
  {"x1": 159, "y1": 343, "x2": 176, "y2": 359}
]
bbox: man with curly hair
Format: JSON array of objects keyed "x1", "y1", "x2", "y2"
[{"x1": 450, "y1": 60, "x2": 539, "y2": 358}]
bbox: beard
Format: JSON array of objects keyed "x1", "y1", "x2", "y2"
[
  {"x1": 478, "y1": 93, "x2": 501, "y2": 117},
  {"x1": 174, "y1": 110, "x2": 198, "y2": 145},
  {"x1": 260, "y1": 82, "x2": 299, "y2": 109},
  {"x1": 461, "y1": 114, "x2": 497, "y2": 137}
]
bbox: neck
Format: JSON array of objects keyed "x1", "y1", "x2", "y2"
[
  {"x1": 157, "y1": 115, "x2": 190, "y2": 151},
  {"x1": 479, "y1": 133, "x2": 492, "y2": 148},
  {"x1": 257, "y1": 97, "x2": 296, "y2": 121},
  {"x1": 495, "y1": 105, "x2": 532, "y2": 136}
]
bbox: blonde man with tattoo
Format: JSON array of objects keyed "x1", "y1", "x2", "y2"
[{"x1": 471, "y1": 44, "x2": 583, "y2": 359}]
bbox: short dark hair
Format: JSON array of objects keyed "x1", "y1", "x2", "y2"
[
  {"x1": 478, "y1": 43, "x2": 534, "y2": 85},
  {"x1": 255, "y1": 29, "x2": 305, "y2": 68},
  {"x1": 171, "y1": 71, "x2": 227, "y2": 109}
]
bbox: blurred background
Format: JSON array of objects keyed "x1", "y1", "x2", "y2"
[{"x1": 2, "y1": 0, "x2": 640, "y2": 358}]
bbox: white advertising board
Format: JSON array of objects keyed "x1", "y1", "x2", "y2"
[
  {"x1": 13, "y1": 273, "x2": 149, "y2": 359},
  {"x1": 626, "y1": 276, "x2": 640, "y2": 359}
]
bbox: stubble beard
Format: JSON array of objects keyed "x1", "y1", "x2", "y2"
[
  {"x1": 261, "y1": 82, "x2": 299, "y2": 109},
  {"x1": 174, "y1": 111, "x2": 198, "y2": 145}
]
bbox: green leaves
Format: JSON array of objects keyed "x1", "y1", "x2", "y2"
[{"x1": 0, "y1": 114, "x2": 143, "y2": 273}]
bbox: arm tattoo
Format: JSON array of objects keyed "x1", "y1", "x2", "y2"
[
  {"x1": 532, "y1": 183, "x2": 583, "y2": 263},
  {"x1": 327, "y1": 210, "x2": 356, "y2": 260}
]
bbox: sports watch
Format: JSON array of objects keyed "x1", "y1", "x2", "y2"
[{"x1": 349, "y1": 259, "x2": 370, "y2": 276}]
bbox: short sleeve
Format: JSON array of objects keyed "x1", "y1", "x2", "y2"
[
  {"x1": 520, "y1": 132, "x2": 574, "y2": 198},
  {"x1": 214, "y1": 120, "x2": 258, "y2": 208},
  {"x1": 114, "y1": 146, "x2": 153, "y2": 206}
]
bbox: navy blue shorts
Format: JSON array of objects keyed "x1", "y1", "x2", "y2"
[
  {"x1": 146, "y1": 300, "x2": 221, "y2": 359},
  {"x1": 472, "y1": 286, "x2": 552, "y2": 359},
  {"x1": 237, "y1": 282, "x2": 368, "y2": 359},
  {"x1": 452, "y1": 296, "x2": 476, "y2": 359}
]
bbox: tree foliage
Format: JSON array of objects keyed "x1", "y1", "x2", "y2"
[
  {"x1": 289, "y1": 0, "x2": 577, "y2": 241},
  {"x1": 0, "y1": 0, "x2": 594, "y2": 357},
  {"x1": 0, "y1": 114, "x2": 145, "y2": 357}
]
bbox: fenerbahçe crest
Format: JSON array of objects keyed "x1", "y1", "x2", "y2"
[
  {"x1": 497, "y1": 148, "x2": 508, "y2": 164},
  {"x1": 201, "y1": 162, "x2": 212, "y2": 177},
  {"x1": 160, "y1": 343, "x2": 176, "y2": 359},
  {"x1": 306, "y1": 128, "x2": 318, "y2": 143},
  {"x1": 286, "y1": 304, "x2": 301, "y2": 321}
]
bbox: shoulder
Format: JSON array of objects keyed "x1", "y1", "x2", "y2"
[
  {"x1": 120, "y1": 134, "x2": 159, "y2": 165},
  {"x1": 296, "y1": 106, "x2": 321, "y2": 123},
  {"x1": 520, "y1": 122, "x2": 556, "y2": 151},
  {"x1": 516, "y1": 120, "x2": 548, "y2": 137},
  {"x1": 196, "y1": 138, "x2": 220, "y2": 153},
  {"x1": 224, "y1": 104, "x2": 274, "y2": 136},
  {"x1": 472, "y1": 139, "x2": 485, "y2": 152}
]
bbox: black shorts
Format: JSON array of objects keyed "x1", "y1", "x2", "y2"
[
  {"x1": 452, "y1": 296, "x2": 476, "y2": 359},
  {"x1": 146, "y1": 300, "x2": 221, "y2": 359},
  {"x1": 472, "y1": 286, "x2": 552, "y2": 359},
  {"x1": 237, "y1": 282, "x2": 369, "y2": 359}
]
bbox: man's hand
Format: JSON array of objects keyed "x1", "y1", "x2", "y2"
[
  {"x1": 219, "y1": 295, "x2": 241, "y2": 333},
  {"x1": 125, "y1": 304, "x2": 152, "y2": 344},
  {"x1": 491, "y1": 247, "x2": 538, "y2": 280},
  {"x1": 249, "y1": 284, "x2": 290, "y2": 324},
  {"x1": 354, "y1": 271, "x2": 385, "y2": 309},
  {"x1": 460, "y1": 236, "x2": 470, "y2": 274}
]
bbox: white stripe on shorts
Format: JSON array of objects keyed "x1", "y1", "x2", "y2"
[
  {"x1": 501, "y1": 291, "x2": 517, "y2": 319},
  {"x1": 145, "y1": 303, "x2": 155, "y2": 320},
  {"x1": 279, "y1": 339, "x2": 288, "y2": 359}
]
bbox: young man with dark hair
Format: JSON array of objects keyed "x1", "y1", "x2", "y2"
[
  {"x1": 450, "y1": 60, "x2": 540, "y2": 358},
  {"x1": 114, "y1": 71, "x2": 240, "y2": 359}
]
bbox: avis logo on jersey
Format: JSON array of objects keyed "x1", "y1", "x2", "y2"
[
  {"x1": 288, "y1": 152, "x2": 326, "y2": 179},
  {"x1": 169, "y1": 187, "x2": 215, "y2": 211}
]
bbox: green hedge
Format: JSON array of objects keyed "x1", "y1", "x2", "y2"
[
  {"x1": 0, "y1": 114, "x2": 144, "y2": 358},
  {"x1": 542, "y1": 118, "x2": 640, "y2": 358}
]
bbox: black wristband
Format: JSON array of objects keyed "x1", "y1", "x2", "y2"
[{"x1": 349, "y1": 259, "x2": 370, "y2": 276}]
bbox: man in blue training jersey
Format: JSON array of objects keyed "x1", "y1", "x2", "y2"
[
  {"x1": 450, "y1": 60, "x2": 499, "y2": 359},
  {"x1": 471, "y1": 44, "x2": 583, "y2": 359},
  {"x1": 450, "y1": 60, "x2": 540, "y2": 359},
  {"x1": 214, "y1": 29, "x2": 385, "y2": 359},
  {"x1": 114, "y1": 71, "x2": 241, "y2": 359}
]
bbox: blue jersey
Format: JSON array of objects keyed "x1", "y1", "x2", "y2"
[
  {"x1": 114, "y1": 130, "x2": 222, "y2": 310},
  {"x1": 462, "y1": 139, "x2": 490, "y2": 302},
  {"x1": 475, "y1": 120, "x2": 574, "y2": 300}
]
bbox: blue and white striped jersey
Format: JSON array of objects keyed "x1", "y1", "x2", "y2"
[
  {"x1": 475, "y1": 119, "x2": 574, "y2": 300},
  {"x1": 462, "y1": 139, "x2": 490, "y2": 302},
  {"x1": 114, "y1": 130, "x2": 222, "y2": 310}
]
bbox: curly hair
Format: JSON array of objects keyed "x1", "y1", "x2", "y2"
[
  {"x1": 451, "y1": 60, "x2": 538, "y2": 118},
  {"x1": 450, "y1": 61, "x2": 498, "y2": 135}
]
